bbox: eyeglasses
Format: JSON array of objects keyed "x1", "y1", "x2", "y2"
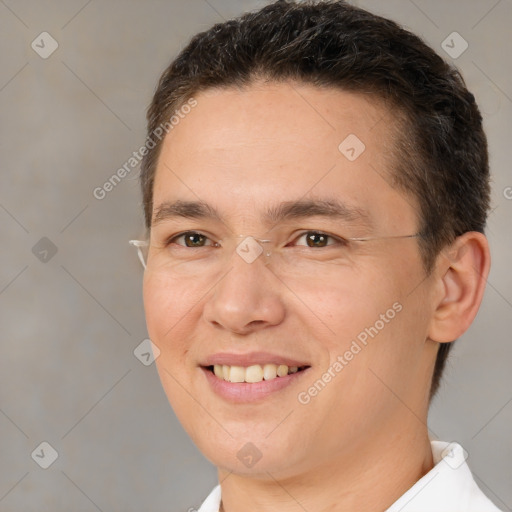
[{"x1": 129, "y1": 230, "x2": 422, "y2": 278}]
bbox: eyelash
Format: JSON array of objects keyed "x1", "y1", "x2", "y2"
[{"x1": 163, "y1": 230, "x2": 349, "y2": 249}]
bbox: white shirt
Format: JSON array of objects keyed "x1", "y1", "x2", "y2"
[{"x1": 197, "y1": 441, "x2": 502, "y2": 512}]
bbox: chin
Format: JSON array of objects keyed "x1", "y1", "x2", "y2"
[{"x1": 192, "y1": 431, "x2": 308, "y2": 478}]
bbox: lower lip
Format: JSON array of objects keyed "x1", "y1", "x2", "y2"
[{"x1": 201, "y1": 366, "x2": 309, "y2": 403}]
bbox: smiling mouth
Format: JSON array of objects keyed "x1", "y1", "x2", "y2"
[{"x1": 205, "y1": 364, "x2": 310, "y2": 383}]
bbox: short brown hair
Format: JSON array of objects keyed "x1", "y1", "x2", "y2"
[{"x1": 139, "y1": 0, "x2": 490, "y2": 399}]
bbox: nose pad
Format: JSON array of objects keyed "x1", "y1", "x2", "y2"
[
  {"x1": 258, "y1": 240, "x2": 273, "y2": 267},
  {"x1": 260, "y1": 240, "x2": 274, "y2": 266},
  {"x1": 257, "y1": 248, "x2": 272, "y2": 267},
  {"x1": 256, "y1": 244, "x2": 274, "y2": 269}
]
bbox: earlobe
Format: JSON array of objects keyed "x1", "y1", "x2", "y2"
[{"x1": 428, "y1": 232, "x2": 491, "y2": 343}]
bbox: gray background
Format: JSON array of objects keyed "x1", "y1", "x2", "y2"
[{"x1": 0, "y1": 0, "x2": 510, "y2": 510}]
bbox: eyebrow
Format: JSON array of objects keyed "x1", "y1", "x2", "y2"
[{"x1": 152, "y1": 198, "x2": 372, "y2": 229}]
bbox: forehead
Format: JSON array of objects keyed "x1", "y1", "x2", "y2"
[
  {"x1": 152, "y1": 82, "x2": 417, "y2": 233},
  {"x1": 160, "y1": 81, "x2": 388, "y2": 163}
]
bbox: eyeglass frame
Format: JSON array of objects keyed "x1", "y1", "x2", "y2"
[{"x1": 129, "y1": 231, "x2": 423, "y2": 271}]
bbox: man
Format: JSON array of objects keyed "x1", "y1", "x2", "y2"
[{"x1": 133, "y1": 1, "x2": 502, "y2": 510}]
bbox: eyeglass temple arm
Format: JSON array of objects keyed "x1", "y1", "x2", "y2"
[
  {"x1": 347, "y1": 233, "x2": 422, "y2": 242},
  {"x1": 129, "y1": 240, "x2": 148, "y2": 269}
]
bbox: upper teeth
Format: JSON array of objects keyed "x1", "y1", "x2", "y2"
[{"x1": 213, "y1": 364, "x2": 300, "y2": 383}]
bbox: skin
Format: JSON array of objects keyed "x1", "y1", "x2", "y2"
[{"x1": 142, "y1": 81, "x2": 490, "y2": 511}]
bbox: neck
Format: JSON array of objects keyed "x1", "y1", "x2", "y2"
[{"x1": 217, "y1": 423, "x2": 434, "y2": 512}]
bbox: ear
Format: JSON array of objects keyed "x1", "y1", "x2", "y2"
[{"x1": 428, "y1": 232, "x2": 491, "y2": 343}]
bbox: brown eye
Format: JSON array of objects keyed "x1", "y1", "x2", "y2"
[
  {"x1": 293, "y1": 231, "x2": 347, "y2": 248},
  {"x1": 166, "y1": 231, "x2": 215, "y2": 248},
  {"x1": 183, "y1": 232, "x2": 207, "y2": 247},
  {"x1": 305, "y1": 232, "x2": 329, "y2": 248}
]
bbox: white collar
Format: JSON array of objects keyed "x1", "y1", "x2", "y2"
[
  {"x1": 197, "y1": 441, "x2": 502, "y2": 512},
  {"x1": 386, "y1": 440, "x2": 501, "y2": 511}
]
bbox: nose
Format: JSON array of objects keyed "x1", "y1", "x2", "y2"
[{"x1": 202, "y1": 246, "x2": 286, "y2": 335}]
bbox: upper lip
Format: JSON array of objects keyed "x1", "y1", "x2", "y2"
[{"x1": 201, "y1": 351, "x2": 310, "y2": 368}]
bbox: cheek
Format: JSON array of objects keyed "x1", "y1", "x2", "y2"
[
  {"x1": 142, "y1": 273, "x2": 203, "y2": 368},
  {"x1": 143, "y1": 273, "x2": 172, "y2": 340},
  {"x1": 302, "y1": 262, "x2": 424, "y2": 390},
  {"x1": 143, "y1": 273, "x2": 201, "y2": 332},
  {"x1": 290, "y1": 267, "x2": 397, "y2": 345},
  {"x1": 325, "y1": 272, "x2": 432, "y2": 416},
  {"x1": 143, "y1": 274, "x2": 200, "y2": 413}
]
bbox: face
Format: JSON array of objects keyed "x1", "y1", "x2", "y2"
[{"x1": 143, "y1": 82, "x2": 439, "y2": 478}]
